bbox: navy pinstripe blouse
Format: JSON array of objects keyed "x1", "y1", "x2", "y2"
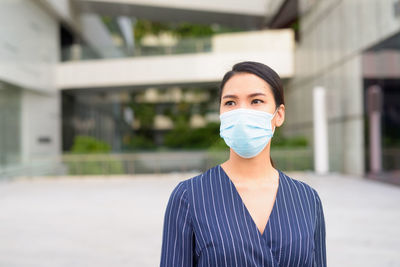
[{"x1": 160, "y1": 164, "x2": 326, "y2": 266}]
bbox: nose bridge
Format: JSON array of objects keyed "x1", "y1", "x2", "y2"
[{"x1": 237, "y1": 100, "x2": 251, "y2": 109}]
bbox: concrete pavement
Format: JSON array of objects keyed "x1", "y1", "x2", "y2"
[{"x1": 0, "y1": 170, "x2": 399, "y2": 267}]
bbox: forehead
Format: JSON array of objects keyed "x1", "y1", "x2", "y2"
[{"x1": 222, "y1": 72, "x2": 273, "y2": 96}]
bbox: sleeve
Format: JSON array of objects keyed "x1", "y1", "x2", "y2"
[
  {"x1": 160, "y1": 181, "x2": 195, "y2": 267},
  {"x1": 313, "y1": 190, "x2": 327, "y2": 267}
]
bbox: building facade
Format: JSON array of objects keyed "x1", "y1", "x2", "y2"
[
  {"x1": 281, "y1": 0, "x2": 400, "y2": 179},
  {"x1": 1, "y1": 0, "x2": 399, "y2": 181},
  {"x1": 0, "y1": 0, "x2": 62, "y2": 175}
]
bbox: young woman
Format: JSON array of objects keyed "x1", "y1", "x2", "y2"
[{"x1": 160, "y1": 61, "x2": 327, "y2": 267}]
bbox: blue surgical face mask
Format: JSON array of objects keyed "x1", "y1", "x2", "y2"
[{"x1": 219, "y1": 108, "x2": 279, "y2": 159}]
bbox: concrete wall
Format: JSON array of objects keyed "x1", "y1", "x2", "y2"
[
  {"x1": 20, "y1": 91, "x2": 61, "y2": 163},
  {"x1": 285, "y1": 0, "x2": 400, "y2": 175},
  {"x1": 56, "y1": 29, "x2": 294, "y2": 89},
  {"x1": 80, "y1": 14, "x2": 123, "y2": 58},
  {"x1": 81, "y1": 0, "x2": 272, "y2": 16},
  {"x1": 0, "y1": 0, "x2": 58, "y2": 91},
  {"x1": 0, "y1": 0, "x2": 61, "y2": 167}
]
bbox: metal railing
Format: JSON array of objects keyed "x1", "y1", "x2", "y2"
[
  {"x1": 62, "y1": 37, "x2": 212, "y2": 61},
  {"x1": 382, "y1": 148, "x2": 400, "y2": 170},
  {"x1": 0, "y1": 148, "x2": 314, "y2": 179}
]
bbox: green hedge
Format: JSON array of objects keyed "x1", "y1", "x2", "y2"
[{"x1": 67, "y1": 136, "x2": 124, "y2": 175}]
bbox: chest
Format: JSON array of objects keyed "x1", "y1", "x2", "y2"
[{"x1": 235, "y1": 184, "x2": 278, "y2": 235}]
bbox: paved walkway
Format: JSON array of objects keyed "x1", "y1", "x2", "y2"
[{"x1": 0, "y1": 170, "x2": 399, "y2": 267}]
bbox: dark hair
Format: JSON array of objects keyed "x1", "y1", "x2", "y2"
[{"x1": 219, "y1": 61, "x2": 285, "y2": 167}]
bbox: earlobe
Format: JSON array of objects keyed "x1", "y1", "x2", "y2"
[
  {"x1": 277, "y1": 106, "x2": 285, "y2": 127},
  {"x1": 277, "y1": 116, "x2": 284, "y2": 127},
  {"x1": 274, "y1": 115, "x2": 284, "y2": 128}
]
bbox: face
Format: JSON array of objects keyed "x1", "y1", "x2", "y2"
[{"x1": 220, "y1": 72, "x2": 285, "y2": 128}]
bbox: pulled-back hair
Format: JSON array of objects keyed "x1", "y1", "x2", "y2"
[{"x1": 219, "y1": 61, "x2": 285, "y2": 107}]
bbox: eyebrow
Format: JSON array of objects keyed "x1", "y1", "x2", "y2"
[{"x1": 222, "y1": 92, "x2": 266, "y2": 99}]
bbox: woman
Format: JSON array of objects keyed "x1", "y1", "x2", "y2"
[{"x1": 160, "y1": 61, "x2": 327, "y2": 267}]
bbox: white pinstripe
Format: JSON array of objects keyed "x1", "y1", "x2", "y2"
[
  {"x1": 242, "y1": 204, "x2": 257, "y2": 266},
  {"x1": 180, "y1": 202, "x2": 190, "y2": 267},
  {"x1": 164, "y1": 182, "x2": 183, "y2": 263},
  {"x1": 280, "y1": 173, "x2": 293, "y2": 266},
  {"x1": 217, "y1": 167, "x2": 239, "y2": 266},
  {"x1": 285, "y1": 178, "x2": 304, "y2": 267},
  {"x1": 298, "y1": 182, "x2": 313, "y2": 265},
  {"x1": 276, "y1": 195, "x2": 283, "y2": 264},
  {"x1": 199, "y1": 174, "x2": 218, "y2": 264},
  {"x1": 171, "y1": 190, "x2": 184, "y2": 266},
  {"x1": 191, "y1": 177, "x2": 211, "y2": 266},
  {"x1": 314, "y1": 191, "x2": 325, "y2": 266},
  {"x1": 209, "y1": 168, "x2": 228, "y2": 266},
  {"x1": 228, "y1": 174, "x2": 248, "y2": 267}
]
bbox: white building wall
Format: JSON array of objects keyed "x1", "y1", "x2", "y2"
[
  {"x1": 0, "y1": 0, "x2": 58, "y2": 91},
  {"x1": 0, "y1": 0, "x2": 61, "y2": 166},
  {"x1": 82, "y1": 0, "x2": 272, "y2": 16},
  {"x1": 56, "y1": 29, "x2": 294, "y2": 89},
  {"x1": 21, "y1": 91, "x2": 61, "y2": 162},
  {"x1": 45, "y1": 0, "x2": 74, "y2": 21},
  {"x1": 285, "y1": 0, "x2": 400, "y2": 175},
  {"x1": 80, "y1": 14, "x2": 123, "y2": 58}
]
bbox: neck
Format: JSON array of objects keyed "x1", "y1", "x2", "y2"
[{"x1": 222, "y1": 142, "x2": 277, "y2": 182}]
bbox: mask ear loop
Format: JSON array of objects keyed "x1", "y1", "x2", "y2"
[{"x1": 271, "y1": 107, "x2": 279, "y2": 134}]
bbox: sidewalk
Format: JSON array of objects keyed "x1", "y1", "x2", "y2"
[
  {"x1": 0, "y1": 170, "x2": 399, "y2": 267},
  {"x1": 293, "y1": 171, "x2": 400, "y2": 267}
]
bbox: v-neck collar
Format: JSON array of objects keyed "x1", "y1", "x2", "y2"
[{"x1": 218, "y1": 164, "x2": 282, "y2": 238}]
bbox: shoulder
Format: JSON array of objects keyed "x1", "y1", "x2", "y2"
[
  {"x1": 175, "y1": 165, "x2": 219, "y2": 193},
  {"x1": 168, "y1": 165, "x2": 217, "y2": 198},
  {"x1": 279, "y1": 169, "x2": 323, "y2": 207},
  {"x1": 166, "y1": 180, "x2": 190, "y2": 213},
  {"x1": 169, "y1": 180, "x2": 188, "y2": 200}
]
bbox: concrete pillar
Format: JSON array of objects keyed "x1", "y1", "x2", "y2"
[
  {"x1": 367, "y1": 85, "x2": 383, "y2": 174},
  {"x1": 313, "y1": 86, "x2": 329, "y2": 174}
]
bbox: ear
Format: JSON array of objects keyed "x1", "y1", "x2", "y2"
[{"x1": 275, "y1": 104, "x2": 285, "y2": 127}]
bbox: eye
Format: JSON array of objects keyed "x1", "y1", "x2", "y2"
[
  {"x1": 252, "y1": 99, "x2": 264, "y2": 104},
  {"x1": 224, "y1": 101, "x2": 235, "y2": 106}
]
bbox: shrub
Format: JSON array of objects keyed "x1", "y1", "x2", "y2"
[
  {"x1": 70, "y1": 136, "x2": 111, "y2": 154},
  {"x1": 67, "y1": 136, "x2": 124, "y2": 175}
]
